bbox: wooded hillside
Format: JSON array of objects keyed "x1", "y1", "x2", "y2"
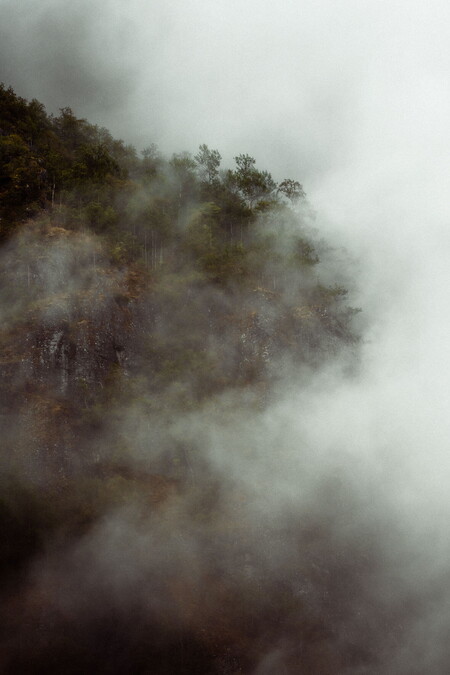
[{"x1": 0, "y1": 85, "x2": 367, "y2": 675}]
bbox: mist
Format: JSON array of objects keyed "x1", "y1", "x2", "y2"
[{"x1": 1, "y1": 0, "x2": 450, "y2": 672}]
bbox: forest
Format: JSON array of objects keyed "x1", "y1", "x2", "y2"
[{"x1": 0, "y1": 84, "x2": 373, "y2": 674}]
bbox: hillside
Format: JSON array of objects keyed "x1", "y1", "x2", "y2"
[{"x1": 0, "y1": 85, "x2": 367, "y2": 674}]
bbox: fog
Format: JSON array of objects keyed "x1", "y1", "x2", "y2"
[{"x1": 1, "y1": 0, "x2": 450, "y2": 671}]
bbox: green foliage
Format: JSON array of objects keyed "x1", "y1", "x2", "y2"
[
  {"x1": 0, "y1": 83, "x2": 359, "y2": 387},
  {"x1": 108, "y1": 231, "x2": 140, "y2": 265},
  {"x1": 194, "y1": 144, "x2": 221, "y2": 184},
  {"x1": 294, "y1": 238, "x2": 320, "y2": 266},
  {"x1": 0, "y1": 134, "x2": 46, "y2": 231},
  {"x1": 184, "y1": 202, "x2": 249, "y2": 283},
  {"x1": 70, "y1": 143, "x2": 121, "y2": 184},
  {"x1": 0, "y1": 83, "x2": 51, "y2": 144},
  {"x1": 0, "y1": 84, "x2": 313, "y2": 265},
  {"x1": 84, "y1": 201, "x2": 118, "y2": 232},
  {"x1": 169, "y1": 151, "x2": 198, "y2": 206},
  {"x1": 185, "y1": 202, "x2": 220, "y2": 256},
  {"x1": 232, "y1": 154, "x2": 277, "y2": 207},
  {"x1": 141, "y1": 143, "x2": 162, "y2": 181},
  {"x1": 137, "y1": 196, "x2": 174, "y2": 240},
  {"x1": 0, "y1": 134, "x2": 43, "y2": 199},
  {"x1": 201, "y1": 241, "x2": 247, "y2": 283},
  {"x1": 277, "y1": 178, "x2": 306, "y2": 203}
]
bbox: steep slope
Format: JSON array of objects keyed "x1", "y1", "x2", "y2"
[{"x1": 0, "y1": 86, "x2": 368, "y2": 674}]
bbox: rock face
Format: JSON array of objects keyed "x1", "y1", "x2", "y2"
[
  {"x1": 1, "y1": 226, "x2": 136, "y2": 385},
  {"x1": 24, "y1": 299, "x2": 134, "y2": 396},
  {"x1": 0, "y1": 224, "x2": 367, "y2": 675},
  {"x1": 0, "y1": 223, "x2": 355, "y2": 480},
  {"x1": 0, "y1": 225, "x2": 142, "y2": 482}
]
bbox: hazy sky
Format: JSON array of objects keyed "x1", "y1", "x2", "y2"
[{"x1": 1, "y1": 0, "x2": 448, "y2": 190}]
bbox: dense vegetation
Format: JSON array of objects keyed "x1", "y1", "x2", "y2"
[
  {"x1": 0, "y1": 83, "x2": 359, "y2": 404},
  {"x1": 0, "y1": 85, "x2": 368, "y2": 674}
]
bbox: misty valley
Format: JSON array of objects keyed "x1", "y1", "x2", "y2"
[{"x1": 0, "y1": 84, "x2": 415, "y2": 675}]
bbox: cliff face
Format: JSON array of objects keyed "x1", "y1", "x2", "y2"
[
  {"x1": 0, "y1": 248, "x2": 376, "y2": 675},
  {"x1": 0, "y1": 225, "x2": 135, "y2": 481},
  {"x1": 0, "y1": 223, "x2": 368, "y2": 675},
  {"x1": 0, "y1": 219, "x2": 358, "y2": 486}
]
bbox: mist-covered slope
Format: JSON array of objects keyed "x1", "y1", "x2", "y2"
[{"x1": 0, "y1": 85, "x2": 416, "y2": 675}]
